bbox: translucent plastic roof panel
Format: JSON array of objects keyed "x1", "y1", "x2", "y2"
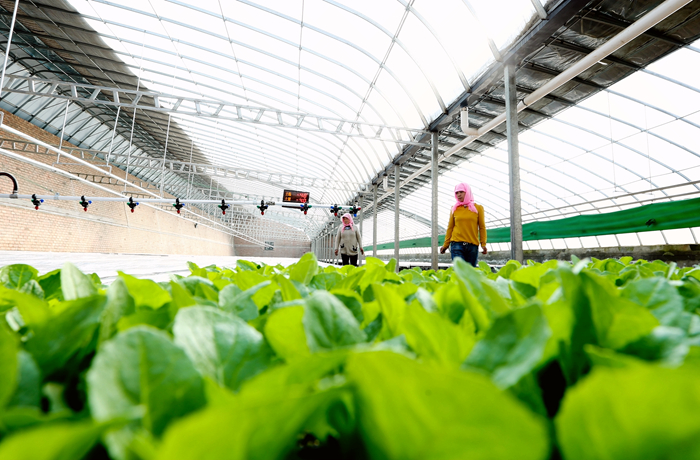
[
  {"x1": 369, "y1": 39, "x2": 700, "y2": 247},
  {"x1": 57, "y1": 0, "x2": 538, "y2": 200}
]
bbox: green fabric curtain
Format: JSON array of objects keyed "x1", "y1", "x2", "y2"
[{"x1": 365, "y1": 197, "x2": 700, "y2": 251}]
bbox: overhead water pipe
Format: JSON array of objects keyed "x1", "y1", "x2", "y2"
[
  {"x1": 0, "y1": 147, "x2": 265, "y2": 243},
  {"x1": 0, "y1": 123, "x2": 164, "y2": 199},
  {"x1": 364, "y1": 0, "x2": 692, "y2": 211}
]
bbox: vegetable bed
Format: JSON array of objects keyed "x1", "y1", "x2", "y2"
[{"x1": 1, "y1": 254, "x2": 699, "y2": 460}]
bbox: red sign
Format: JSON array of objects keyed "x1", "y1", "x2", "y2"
[{"x1": 282, "y1": 189, "x2": 310, "y2": 204}]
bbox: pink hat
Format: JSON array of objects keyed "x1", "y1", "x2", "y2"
[
  {"x1": 340, "y1": 213, "x2": 354, "y2": 232},
  {"x1": 451, "y1": 183, "x2": 478, "y2": 214}
]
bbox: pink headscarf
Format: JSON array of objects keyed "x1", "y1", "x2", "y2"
[
  {"x1": 451, "y1": 183, "x2": 478, "y2": 214},
  {"x1": 340, "y1": 213, "x2": 354, "y2": 232}
]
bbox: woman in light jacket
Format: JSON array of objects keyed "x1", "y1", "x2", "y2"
[{"x1": 334, "y1": 213, "x2": 364, "y2": 266}]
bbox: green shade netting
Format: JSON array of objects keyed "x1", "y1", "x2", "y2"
[{"x1": 365, "y1": 197, "x2": 700, "y2": 251}]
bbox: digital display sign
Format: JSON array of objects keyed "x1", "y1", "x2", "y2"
[{"x1": 282, "y1": 189, "x2": 310, "y2": 204}]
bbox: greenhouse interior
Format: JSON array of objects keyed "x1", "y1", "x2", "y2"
[{"x1": 1, "y1": 0, "x2": 700, "y2": 459}]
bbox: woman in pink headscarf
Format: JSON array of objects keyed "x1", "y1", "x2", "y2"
[
  {"x1": 439, "y1": 183, "x2": 487, "y2": 267},
  {"x1": 334, "y1": 213, "x2": 364, "y2": 266}
]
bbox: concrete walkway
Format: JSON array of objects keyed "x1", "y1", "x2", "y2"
[{"x1": 0, "y1": 251, "x2": 323, "y2": 283}]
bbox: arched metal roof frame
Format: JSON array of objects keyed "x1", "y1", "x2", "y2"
[
  {"x1": 81, "y1": 1, "x2": 422, "y2": 145},
  {"x1": 2, "y1": 0, "x2": 700, "y2": 244},
  {"x1": 2, "y1": 4, "x2": 387, "y2": 190}
]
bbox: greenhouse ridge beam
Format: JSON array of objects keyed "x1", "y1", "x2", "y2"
[{"x1": 1, "y1": 76, "x2": 431, "y2": 147}]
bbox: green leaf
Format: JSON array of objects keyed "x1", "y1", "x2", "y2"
[
  {"x1": 556, "y1": 362, "x2": 700, "y2": 460},
  {"x1": 194, "y1": 283, "x2": 219, "y2": 302},
  {"x1": 23, "y1": 295, "x2": 106, "y2": 376},
  {"x1": 330, "y1": 289, "x2": 364, "y2": 323},
  {"x1": 118, "y1": 272, "x2": 171, "y2": 309},
  {"x1": 363, "y1": 313, "x2": 383, "y2": 342},
  {"x1": 310, "y1": 272, "x2": 342, "y2": 290},
  {"x1": 509, "y1": 260, "x2": 557, "y2": 289},
  {"x1": 0, "y1": 264, "x2": 38, "y2": 290},
  {"x1": 401, "y1": 302, "x2": 474, "y2": 366},
  {"x1": 346, "y1": 351, "x2": 549, "y2": 460},
  {"x1": 7, "y1": 351, "x2": 41, "y2": 408},
  {"x1": 465, "y1": 303, "x2": 551, "y2": 389},
  {"x1": 168, "y1": 280, "x2": 196, "y2": 310},
  {"x1": 303, "y1": 291, "x2": 366, "y2": 351},
  {"x1": 18, "y1": 280, "x2": 44, "y2": 299},
  {"x1": 176, "y1": 276, "x2": 214, "y2": 295},
  {"x1": 173, "y1": 307, "x2": 272, "y2": 391},
  {"x1": 87, "y1": 326, "x2": 205, "y2": 459},
  {"x1": 581, "y1": 271, "x2": 659, "y2": 350},
  {"x1": 0, "y1": 322, "x2": 19, "y2": 408},
  {"x1": 219, "y1": 281, "x2": 272, "y2": 321},
  {"x1": 235, "y1": 259, "x2": 260, "y2": 272},
  {"x1": 37, "y1": 269, "x2": 62, "y2": 301},
  {"x1": 371, "y1": 284, "x2": 407, "y2": 337},
  {"x1": 288, "y1": 252, "x2": 319, "y2": 284},
  {"x1": 156, "y1": 354, "x2": 346, "y2": 460},
  {"x1": 264, "y1": 306, "x2": 310, "y2": 361},
  {"x1": 433, "y1": 281, "x2": 466, "y2": 324},
  {"x1": 99, "y1": 278, "x2": 135, "y2": 346},
  {"x1": 621, "y1": 277, "x2": 689, "y2": 328},
  {"x1": 452, "y1": 259, "x2": 510, "y2": 332},
  {"x1": 116, "y1": 308, "x2": 171, "y2": 332},
  {"x1": 60, "y1": 262, "x2": 97, "y2": 300},
  {"x1": 0, "y1": 420, "x2": 105, "y2": 460}
]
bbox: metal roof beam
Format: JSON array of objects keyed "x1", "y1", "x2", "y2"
[{"x1": 1, "y1": 76, "x2": 431, "y2": 146}]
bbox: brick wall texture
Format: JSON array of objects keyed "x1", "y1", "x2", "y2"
[{"x1": 0, "y1": 109, "x2": 309, "y2": 258}]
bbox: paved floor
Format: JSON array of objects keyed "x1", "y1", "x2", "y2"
[{"x1": 0, "y1": 251, "x2": 323, "y2": 283}]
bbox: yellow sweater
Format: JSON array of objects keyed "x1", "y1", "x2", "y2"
[{"x1": 442, "y1": 204, "x2": 487, "y2": 248}]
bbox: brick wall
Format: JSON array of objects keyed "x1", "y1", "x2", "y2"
[{"x1": 0, "y1": 108, "x2": 237, "y2": 256}]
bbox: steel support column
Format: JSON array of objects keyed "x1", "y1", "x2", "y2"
[
  {"x1": 431, "y1": 131, "x2": 439, "y2": 271},
  {"x1": 373, "y1": 184, "x2": 378, "y2": 257},
  {"x1": 394, "y1": 163, "x2": 401, "y2": 272},
  {"x1": 505, "y1": 64, "x2": 524, "y2": 262},
  {"x1": 359, "y1": 198, "x2": 365, "y2": 266}
]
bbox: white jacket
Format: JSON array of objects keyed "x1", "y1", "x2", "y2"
[{"x1": 335, "y1": 225, "x2": 363, "y2": 256}]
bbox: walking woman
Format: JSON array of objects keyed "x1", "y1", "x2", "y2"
[
  {"x1": 334, "y1": 212, "x2": 364, "y2": 266},
  {"x1": 439, "y1": 182, "x2": 487, "y2": 267}
]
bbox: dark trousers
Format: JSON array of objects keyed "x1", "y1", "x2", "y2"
[
  {"x1": 450, "y1": 242, "x2": 479, "y2": 267},
  {"x1": 341, "y1": 254, "x2": 358, "y2": 266}
]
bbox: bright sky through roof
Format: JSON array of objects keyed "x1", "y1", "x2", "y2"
[{"x1": 12, "y1": 0, "x2": 698, "y2": 247}]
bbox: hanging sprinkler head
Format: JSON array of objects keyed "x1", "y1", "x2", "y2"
[
  {"x1": 79, "y1": 195, "x2": 91, "y2": 211},
  {"x1": 218, "y1": 199, "x2": 229, "y2": 215},
  {"x1": 172, "y1": 197, "x2": 185, "y2": 214},
  {"x1": 31, "y1": 194, "x2": 43, "y2": 210},
  {"x1": 257, "y1": 199, "x2": 268, "y2": 216},
  {"x1": 127, "y1": 197, "x2": 139, "y2": 213}
]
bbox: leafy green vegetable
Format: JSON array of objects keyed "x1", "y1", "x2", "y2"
[
  {"x1": 303, "y1": 291, "x2": 366, "y2": 351},
  {"x1": 347, "y1": 351, "x2": 549, "y2": 460},
  {"x1": 173, "y1": 307, "x2": 272, "y2": 390},
  {"x1": 0, "y1": 255, "x2": 697, "y2": 460},
  {"x1": 557, "y1": 361, "x2": 700, "y2": 460},
  {"x1": 60, "y1": 262, "x2": 97, "y2": 300},
  {"x1": 464, "y1": 303, "x2": 551, "y2": 388},
  {"x1": 0, "y1": 322, "x2": 19, "y2": 408},
  {"x1": 0, "y1": 420, "x2": 106, "y2": 460},
  {"x1": 87, "y1": 327, "x2": 205, "y2": 459}
]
